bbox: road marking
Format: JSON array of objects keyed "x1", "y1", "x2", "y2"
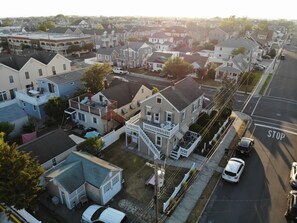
[
  {"x1": 254, "y1": 123, "x2": 297, "y2": 135},
  {"x1": 263, "y1": 96, "x2": 297, "y2": 105},
  {"x1": 252, "y1": 114, "x2": 297, "y2": 128},
  {"x1": 251, "y1": 97, "x2": 261, "y2": 116},
  {"x1": 253, "y1": 119, "x2": 297, "y2": 132},
  {"x1": 267, "y1": 130, "x2": 286, "y2": 140}
]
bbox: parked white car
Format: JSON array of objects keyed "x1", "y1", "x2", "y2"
[
  {"x1": 81, "y1": 204, "x2": 127, "y2": 223},
  {"x1": 222, "y1": 158, "x2": 245, "y2": 183},
  {"x1": 290, "y1": 162, "x2": 297, "y2": 188},
  {"x1": 113, "y1": 67, "x2": 128, "y2": 75}
]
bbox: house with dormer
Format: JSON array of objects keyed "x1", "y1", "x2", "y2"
[
  {"x1": 66, "y1": 80, "x2": 153, "y2": 135},
  {"x1": 0, "y1": 52, "x2": 71, "y2": 102},
  {"x1": 215, "y1": 54, "x2": 250, "y2": 82},
  {"x1": 146, "y1": 52, "x2": 174, "y2": 72},
  {"x1": 125, "y1": 77, "x2": 208, "y2": 160},
  {"x1": 96, "y1": 46, "x2": 121, "y2": 65}
]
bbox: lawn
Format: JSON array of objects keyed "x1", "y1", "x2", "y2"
[
  {"x1": 101, "y1": 138, "x2": 188, "y2": 207},
  {"x1": 238, "y1": 71, "x2": 263, "y2": 92}
]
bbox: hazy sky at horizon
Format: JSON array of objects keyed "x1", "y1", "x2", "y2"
[{"x1": 2, "y1": 0, "x2": 295, "y2": 20}]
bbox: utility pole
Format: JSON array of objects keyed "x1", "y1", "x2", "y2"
[{"x1": 245, "y1": 50, "x2": 253, "y2": 94}]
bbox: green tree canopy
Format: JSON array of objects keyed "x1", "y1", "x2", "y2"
[
  {"x1": 81, "y1": 63, "x2": 112, "y2": 94},
  {"x1": 0, "y1": 122, "x2": 14, "y2": 141},
  {"x1": 152, "y1": 87, "x2": 159, "y2": 94},
  {"x1": 77, "y1": 137, "x2": 105, "y2": 156},
  {"x1": 0, "y1": 134, "x2": 44, "y2": 209},
  {"x1": 44, "y1": 97, "x2": 68, "y2": 124},
  {"x1": 163, "y1": 57, "x2": 193, "y2": 80},
  {"x1": 82, "y1": 42, "x2": 94, "y2": 51},
  {"x1": 67, "y1": 44, "x2": 81, "y2": 53}
]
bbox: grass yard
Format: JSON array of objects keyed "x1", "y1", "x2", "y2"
[
  {"x1": 238, "y1": 71, "x2": 263, "y2": 92},
  {"x1": 101, "y1": 139, "x2": 188, "y2": 207}
]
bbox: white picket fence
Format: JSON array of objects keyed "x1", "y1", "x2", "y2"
[
  {"x1": 209, "y1": 118, "x2": 230, "y2": 146},
  {"x1": 163, "y1": 163, "x2": 196, "y2": 213},
  {"x1": 101, "y1": 126, "x2": 125, "y2": 150}
]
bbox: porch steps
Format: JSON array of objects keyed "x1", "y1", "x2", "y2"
[{"x1": 170, "y1": 149, "x2": 180, "y2": 160}]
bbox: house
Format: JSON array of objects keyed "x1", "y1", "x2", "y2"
[
  {"x1": 66, "y1": 80, "x2": 153, "y2": 135},
  {"x1": 215, "y1": 54, "x2": 250, "y2": 82},
  {"x1": 213, "y1": 37, "x2": 262, "y2": 62},
  {"x1": 15, "y1": 69, "x2": 86, "y2": 119},
  {"x1": 125, "y1": 76, "x2": 208, "y2": 160},
  {"x1": 70, "y1": 19, "x2": 90, "y2": 29},
  {"x1": 180, "y1": 53, "x2": 208, "y2": 70},
  {"x1": 249, "y1": 30, "x2": 275, "y2": 54},
  {"x1": 146, "y1": 52, "x2": 174, "y2": 72},
  {"x1": 117, "y1": 42, "x2": 152, "y2": 68},
  {"x1": 95, "y1": 46, "x2": 121, "y2": 66},
  {"x1": 18, "y1": 128, "x2": 78, "y2": 171},
  {"x1": 0, "y1": 52, "x2": 71, "y2": 102},
  {"x1": 0, "y1": 102, "x2": 28, "y2": 136},
  {"x1": 208, "y1": 27, "x2": 229, "y2": 43},
  {"x1": 148, "y1": 32, "x2": 174, "y2": 44},
  {"x1": 44, "y1": 151, "x2": 123, "y2": 209}
]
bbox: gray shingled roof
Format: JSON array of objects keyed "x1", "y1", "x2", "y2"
[
  {"x1": 217, "y1": 37, "x2": 259, "y2": 50},
  {"x1": 0, "y1": 103, "x2": 27, "y2": 122},
  {"x1": 97, "y1": 46, "x2": 121, "y2": 55},
  {"x1": 102, "y1": 81, "x2": 147, "y2": 107},
  {"x1": 160, "y1": 76, "x2": 203, "y2": 111},
  {"x1": 181, "y1": 53, "x2": 208, "y2": 68},
  {"x1": 18, "y1": 129, "x2": 76, "y2": 164},
  {"x1": 151, "y1": 32, "x2": 169, "y2": 38},
  {"x1": 0, "y1": 52, "x2": 57, "y2": 71},
  {"x1": 147, "y1": 52, "x2": 173, "y2": 63},
  {"x1": 46, "y1": 69, "x2": 86, "y2": 84},
  {"x1": 125, "y1": 42, "x2": 147, "y2": 51},
  {"x1": 51, "y1": 151, "x2": 121, "y2": 192},
  {"x1": 47, "y1": 27, "x2": 70, "y2": 34}
]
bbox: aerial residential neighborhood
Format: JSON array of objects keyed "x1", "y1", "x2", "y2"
[{"x1": 0, "y1": 6, "x2": 297, "y2": 223}]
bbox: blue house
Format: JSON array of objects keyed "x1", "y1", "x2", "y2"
[{"x1": 16, "y1": 69, "x2": 86, "y2": 119}]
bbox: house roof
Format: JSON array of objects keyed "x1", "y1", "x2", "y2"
[
  {"x1": 0, "y1": 52, "x2": 57, "y2": 71},
  {"x1": 48, "y1": 151, "x2": 122, "y2": 193},
  {"x1": 160, "y1": 76, "x2": 203, "y2": 111},
  {"x1": 125, "y1": 42, "x2": 147, "y2": 51},
  {"x1": 18, "y1": 129, "x2": 77, "y2": 164},
  {"x1": 0, "y1": 103, "x2": 27, "y2": 122},
  {"x1": 102, "y1": 81, "x2": 150, "y2": 107},
  {"x1": 147, "y1": 52, "x2": 173, "y2": 63},
  {"x1": 47, "y1": 27, "x2": 71, "y2": 34},
  {"x1": 217, "y1": 37, "x2": 259, "y2": 50},
  {"x1": 97, "y1": 46, "x2": 121, "y2": 55},
  {"x1": 181, "y1": 53, "x2": 208, "y2": 67},
  {"x1": 46, "y1": 69, "x2": 86, "y2": 84},
  {"x1": 151, "y1": 32, "x2": 169, "y2": 38}
]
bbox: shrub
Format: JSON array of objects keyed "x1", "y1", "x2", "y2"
[
  {"x1": 196, "y1": 112, "x2": 210, "y2": 126},
  {"x1": 189, "y1": 124, "x2": 203, "y2": 133}
]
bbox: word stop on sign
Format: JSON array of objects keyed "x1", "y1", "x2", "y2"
[{"x1": 267, "y1": 130, "x2": 285, "y2": 140}]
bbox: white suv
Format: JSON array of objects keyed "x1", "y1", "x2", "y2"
[
  {"x1": 222, "y1": 158, "x2": 245, "y2": 183},
  {"x1": 113, "y1": 67, "x2": 128, "y2": 75}
]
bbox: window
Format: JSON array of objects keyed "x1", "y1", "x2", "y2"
[
  {"x1": 9, "y1": 75, "x2": 14, "y2": 83},
  {"x1": 33, "y1": 105, "x2": 36, "y2": 111},
  {"x1": 192, "y1": 102, "x2": 197, "y2": 112},
  {"x1": 182, "y1": 111, "x2": 186, "y2": 120},
  {"x1": 154, "y1": 113, "x2": 160, "y2": 123},
  {"x1": 112, "y1": 175, "x2": 119, "y2": 185},
  {"x1": 220, "y1": 47, "x2": 222, "y2": 51},
  {"x1": 52, "y1": 66, "x2": 56, "y2": 75},
  {"x1": 38, "y1": 69, "x2": 43, "y2": 76},
  {"x1": 104, "y1": 182, "x2": 111, "y2": 193},
  {"x1": 52, "y1": 158, "x2": 57, "y2": 166},
  {"x1": 25, "y1": 72, "x2": 30, "y2": 79},
  {"x1": 146, "y1": 106, "x2": 152, "y2": 116},
  {"x1": 9, "y1": 89, "x2": 16, "y2": 99},
  {"x1": 166, "y1": 111, "x2": 173, "y2": 123},
  {"x1": 93, "y1": 117, "x2": 97, "y2": 124},
  {"x1": 156, "y1": 135, "x2": 162, "y2": 146},
  {"x1": 63, "y1": 64, "x2": 66, "y2": 70},
  {"x1": 78, "y1": 112, "x2": 85, "y2": 122},
  {"x1": 156, "y1": 97, "x2": 162, "y2": 104},
  {"x1": 0, "y1": 91, "x2": 8, "y2": 102},
  {"x1": 141, "y1": 88, "x2": 144, "y2": 93}
]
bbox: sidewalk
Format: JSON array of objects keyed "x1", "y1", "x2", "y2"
[{"x1": 165, "y1": 111, "x2": 251, "y2": 223}]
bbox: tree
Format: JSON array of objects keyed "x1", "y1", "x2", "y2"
[
  {"x1": 82, "y1": 43, "x2": 94, "y2": 52},
  {"x1": 163, "y1": 57, "x2": 193, "y2": 80},
  {"x1": 231, "y1": 47, "x2": 246, "y2": 56},
  {"x1": 67, "y1": 45, "x2": 81, "y2": 54},
  {"x1": 152, "y1": 87, "x2": 159, "y2": 94},
  {"x1": 81, "y1": 64, "x2": 112, "y2": 94},
  {"x1": 44, "y1": 97, "x2": 68, "y2": 124},
  {"x1": 268, "y1": 48, "x2": 276, "y2": 58},
  {"x1": 77, "y1": 137, "x2": 105, "y2": 156},
  {"x1": 0, "y1": 122, "x2": 14, "y2": 141},
  {"x1": 0, "y1": 134, "x2": 44, "y2": 209},
  {"x1": 214, "y1": 77, "x2": 235, "y2": 111}
]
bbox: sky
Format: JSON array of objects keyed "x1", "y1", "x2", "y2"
[{"x1": 2, "y1": 0, "x2": 296, "y2": 20}]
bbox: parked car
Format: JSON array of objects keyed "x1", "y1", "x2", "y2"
[
  {"x1": 222, "y1": 158, "x2": 245, "y2": 183},
  {"x1": 253, "y1": 64, "x2": 266, "y2": 71},
  {"x1": 81, "y1": 204, "x2": 127, "y2": 223},
  {"x1": 236, "y1": 137, "x2": 254, "y2": 156},
  {"x1": 285, "y1": 190, "x2": 297, "y2": 222},
  {"x1": 290, "y1": 162, "x2": 297, "y2": 188},
  {"x1": 113, "y1": 67, "x2": 128, "y2": 75}
]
